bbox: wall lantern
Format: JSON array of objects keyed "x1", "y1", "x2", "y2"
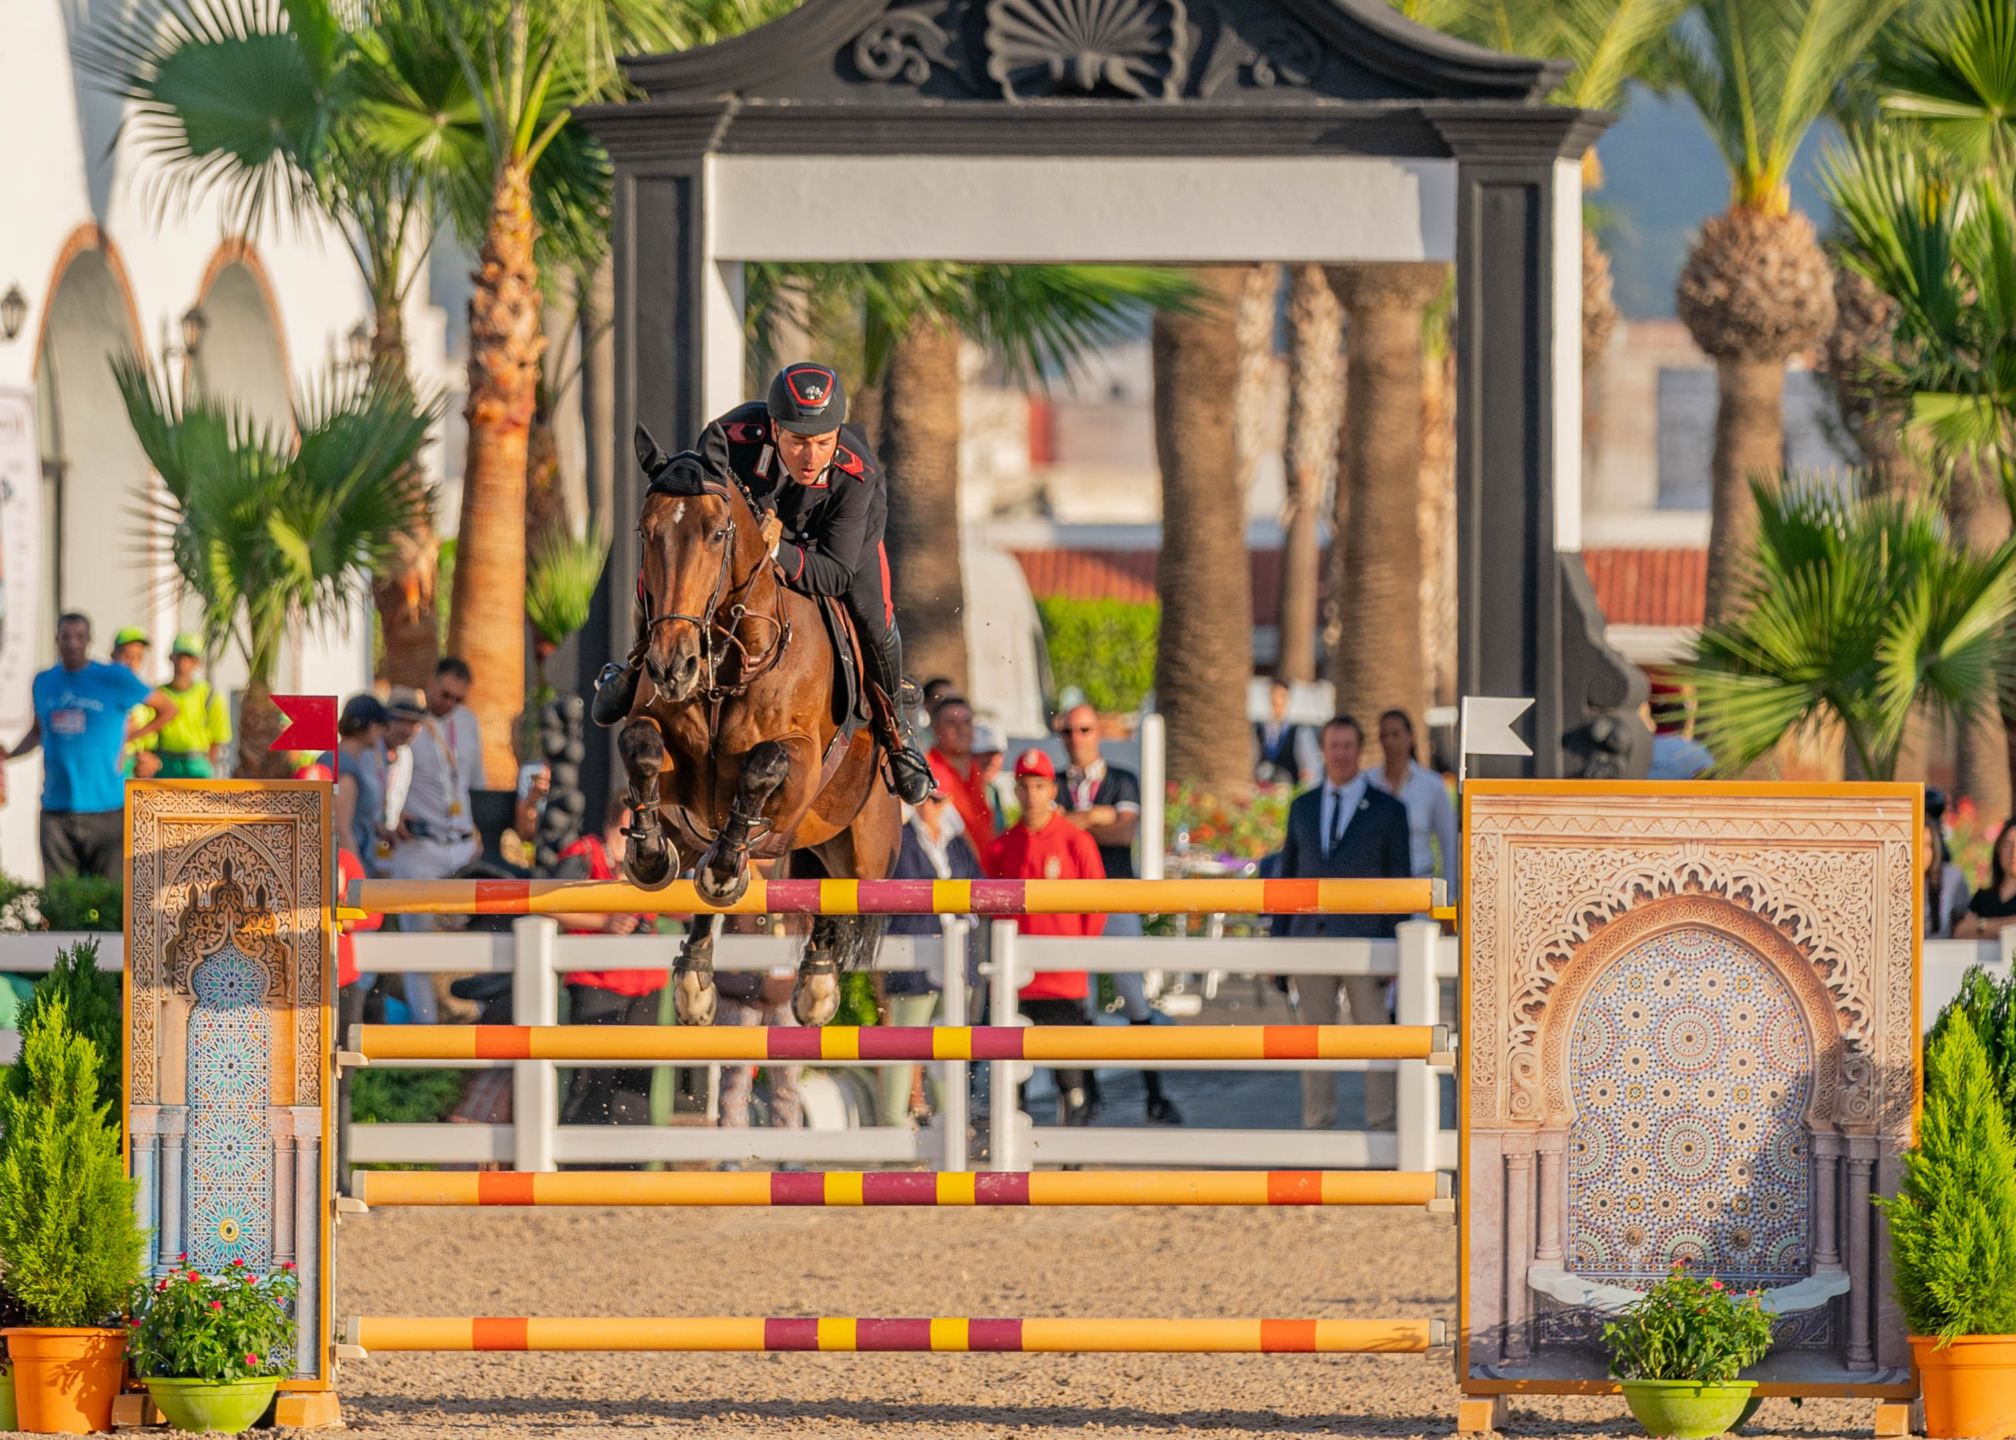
[
  {"x1": 346, "y1": 319, "x2": 372, "y2": 369},
  {"x1": 0, "y1": 285, "x2": 26, "y2": 343},
  {"x1": 180, "y1": 306, "x2": 208, "y2": 359}
]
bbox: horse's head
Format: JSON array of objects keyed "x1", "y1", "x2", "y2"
[{"x1": 634, "y1": 429, "x2": 758, "y2": 705}]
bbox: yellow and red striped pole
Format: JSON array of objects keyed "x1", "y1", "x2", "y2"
[
  {"x1": 349, "y1": 1022, "x2": 1447, "y2": 1064},
  {"x1": 348, "y1": 1315, "x2": 1443, "y2": 1354},
  {"x1": 348, "y1": 875, "x2": 1437, "y2": 917},
  {"x1": 350, "y1": 1169, "x2": 1447, "y2": 1208}
]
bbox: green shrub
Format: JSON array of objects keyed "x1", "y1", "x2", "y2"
[
  {"x1": 0, "y1": 874, "x2": 123, "y2": 932},
  {"x1": 1882, "y1": 1020, "x2": 2016, "y2": 1341},
  {"x1": 348, "y1": 1068, "x2": 468, "y2": 1124},
  {"x1": 0, "y1": 995, "x2": 144, "y2": 1327},
  {"x1": 1035, "y1": 597, "x2": 1158, "y2": 714},
  {"x1": 9, "y1": 939, "x2": 123, "y2": 1114},
  {"x1": 1603, "y1": 1262, "x2": 1774, "y2": 1382},
  {"x1": 128, "y1": 1261, "x2": 298, "y2": 1381},
  {"x1": 1931, "y1": 966, "x2": 2016, "y2": 1143}
]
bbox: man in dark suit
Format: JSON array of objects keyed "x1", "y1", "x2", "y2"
[{"x1": 1277, "y1": 714, "x2": 1412, "y2": 1131}]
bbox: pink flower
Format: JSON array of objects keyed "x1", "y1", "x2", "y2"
[
  {"x1": 230, "y1": 1259, "x2": 244, "y2": 1268},
  {"x1": 187, "y1": 1271, "x2": 200, "y2": 1283},
  {"x1": 1708, "y1": 1280, "x2": 1724, "y2": 1291},
  {"x1": 245, "y1": 1354, "x2": 258, "y2": 1368},
  {"x1": 280, "y1": 1262, "x2": 295, "y2": 1271},
  {"x1": 128, "y1": 1318, "x2": 140, "y2": 1328},
  {"x1": 209, "y1": 1301, "x2": 223, "y2": 1313}
]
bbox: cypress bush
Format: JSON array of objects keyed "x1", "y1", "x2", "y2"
[
  {"x1": 1882, "y1": 1020, "x2": 2016, "y2": 1341},
  {"x1": 1035, "y1": 597, "x2": 1158, "y2": 714},
  {"x1": 0, "y1": 995, "x2": 144, "y2": 1327},
  {"x1": 8, "y1": 939, "x2": 123, "y2": 1114},
  {"x1": 1930, "y1": 965, "x2": 2016, "y2": 1142}
]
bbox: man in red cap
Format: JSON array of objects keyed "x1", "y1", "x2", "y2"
[{"x1": 986, "y1": 748, "x2": 1104, "y2": 1125}]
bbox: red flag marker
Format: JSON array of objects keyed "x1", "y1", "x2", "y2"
[{"x1": 270, "y1": 695, "x2": 338, "y2": 754}]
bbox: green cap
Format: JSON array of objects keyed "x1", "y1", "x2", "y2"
[
  {"x1": 113, "y1": 626, "x2": 149, "y2": 649},
  {"x1": 170, "y1": 632, "x2": 203, "y2": 659}
]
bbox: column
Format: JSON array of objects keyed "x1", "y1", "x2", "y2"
[
  {"x1": 295, "y1": 1136, "x2": 321, "y2": 1378},
  {"x1": 1845, "y1": 1136, "x2": 1877, "y2": 1371},
  {"x1": 1502, "y1": 1134, "x2": 1536, "y2": 1365},
  {"x1": 1534, "y1": 1129, "x2": 1567, "y2": 1265},
  {"x1": 271, "y1": 1125, "x2": 297, "y2": 1268},
  {"x1": 1812, "y1": 1131, "x2": 1842, "y2": 1270},
  {"x1": 159, "y1": 1109, "x2": 187, "y2": 1269}
]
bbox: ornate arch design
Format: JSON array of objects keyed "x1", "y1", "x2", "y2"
[
  {"x1": 1538, "y1": 894, "x2": 1845, "y2": 1132},
  {"x1": 31, "y1": 224, "x2": 148, "y2": 376},
  {"x1": 166, "y1": 857, "x2": 288, "y2": 997}
]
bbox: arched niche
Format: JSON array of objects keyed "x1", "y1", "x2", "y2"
[
  {"x1": 192, "y1": 246, "x2": 293, "y2": 439},
  {"x1": 32, "y1": 228, "x2": 151, "y2": 663}
]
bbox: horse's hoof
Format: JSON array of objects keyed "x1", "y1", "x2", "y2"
[
  {"x1": 674, "y1": 968, "x2": 717, "y2": 1026},
  {"x1": 693, "y1": 849, "x2": 751, "y2": 907},
  {"x1": 792, "y1": 971, "x2": 840, "y2": 1027},
  {"x1": 622, "y1": 837, "x2": 675, "y2": 891}
]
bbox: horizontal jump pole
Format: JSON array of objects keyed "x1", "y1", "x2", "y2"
[
  {"x1": 348, "y1": 1169, "x2": 1450, "y2": 1208},
  {"x1": 346, "y1": 875, "x2": 1440, "y2": 917},
  {"x1": 346, "y1": 1315, "x2": 1444, "y2": 1354},
  {"x1": 348, "y1": 1022, "x2": 1449, "y2": 1064}
]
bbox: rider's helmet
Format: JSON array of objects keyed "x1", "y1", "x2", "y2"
[{"x1": 766, "y1": 362, "x2": 847, "y2": 435}]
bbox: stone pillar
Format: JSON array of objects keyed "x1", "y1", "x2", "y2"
[
  {"x1": 158, "y1": 1109, "x2": 187, "y2": 1270},
  {"x1": 1812, "y1": 1131, "x2": 1842, "y2": 1271},
  {"x1": 1326, "y1": 262, "x2": 1449, "y2": 725},
  {"x1": 1534, "y1": 1129, "x2": 1567, "y2": 1265},
  {"x1": 1845, "y1": 1136, "x2": 1878, "y2": 1371},
  {"x1": 271, "y1": 1118, "x2": 297, "y2": 1268},
  {"x1": 295, "y1": 1133, "x2": 321, "y2": 1378},
  {"x1": 1502, "y1": 1134, "x2": 1536, "y2": 1365}
]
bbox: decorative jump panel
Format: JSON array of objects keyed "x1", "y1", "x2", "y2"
[
  {"x1": 1459, "y1": 782, "x2": 1919, "y2": 1397},
  {"x1": 125, "y1": 781, "x2": 334, "y2": 1388}
]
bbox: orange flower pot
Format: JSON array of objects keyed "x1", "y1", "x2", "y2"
[
  {"x1": 2, "y1": 1327, "x2": 126, "y2": 1434},
  {"x1": 1912, "y1": 1335, "x2": 2016, "y2": 1440}
]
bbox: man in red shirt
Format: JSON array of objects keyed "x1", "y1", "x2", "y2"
[
  {"x1": 928, "y1": 696, "x2": 997, "y2": 852},
  {"x1": 550, "y1": 798, "x2": 662, "y2": 1128},
  {"x1": 986, "y1": 749, "x2": 1104, "y2": 1125}
]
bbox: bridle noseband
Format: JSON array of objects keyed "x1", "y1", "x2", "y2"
[{"x1": 636, "y1": 475, "x2": 790, "y2": 708}]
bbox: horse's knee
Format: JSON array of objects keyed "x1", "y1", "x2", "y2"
[
  {"x1": 741, "y1": 740, "x2": 790, "y2": 794},
  {"x1": 620, "y1": 718, "x2": 666, "y2": 771}
]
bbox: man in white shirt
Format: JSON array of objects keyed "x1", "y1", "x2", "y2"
[
  {"x1": 1366, "y1": 709, "x2": 1459, "y2": 901},
  {"x1": 391, "y1": 658, "x2": 486, "y2": 944}
]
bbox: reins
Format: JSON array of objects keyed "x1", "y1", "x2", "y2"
[{"x1": 636, "y1": 475, "x2": 792, "y2": 711}]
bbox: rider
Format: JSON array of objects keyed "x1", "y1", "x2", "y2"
[{"x1": 595, "y1": 361, "x2": 937, "y2": 806}]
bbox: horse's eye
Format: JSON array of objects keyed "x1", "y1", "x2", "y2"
[{"x1": 713, "y1": 528, "x2": 728, "y2": 542}]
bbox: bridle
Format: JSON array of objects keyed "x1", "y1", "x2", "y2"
[{"x1": 636, "y1": 475, "x2": 791, "y2": 710}]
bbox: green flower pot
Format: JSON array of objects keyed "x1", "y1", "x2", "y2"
[
  {"x1": 0, "y1": 1367, "x2": 16, "y2": 1430},
  {"x1": 1619, "y1": 1379, "x2": 1759, "y2": 1439},
  {"x1": 142, "y1": 1376, "x2": 280, "y2": 1433}
]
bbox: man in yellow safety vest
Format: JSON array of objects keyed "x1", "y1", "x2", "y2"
[{"x1": 150, "y1": 633, "x2": 233, "y2": 778}]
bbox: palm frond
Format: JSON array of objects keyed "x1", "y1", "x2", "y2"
[
  {"x1": 526, "y1": 522, "x2": 610, "y2": 647},
  {"x1": 1876, "y1": 0, "x2": 2016, "y2": 173}
]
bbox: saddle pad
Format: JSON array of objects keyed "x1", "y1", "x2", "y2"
[{"x1": 820, "y1": 595, "x2": 869, "y2": 732}]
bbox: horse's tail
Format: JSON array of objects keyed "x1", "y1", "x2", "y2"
[{"x1": 830, "y1": 913, "x2": 886, "y2": 975}]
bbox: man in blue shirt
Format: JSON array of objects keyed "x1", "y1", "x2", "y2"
[{"x1": 0, "y1": 614, "x2": 179, "y2": 878}]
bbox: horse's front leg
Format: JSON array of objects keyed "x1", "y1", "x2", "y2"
[
  {"x1": 694, "y1": 740, "x2": 790, "y2": 906},
  {"x1": 617, "y1": 716, "x2": 676, "y2": 891}
]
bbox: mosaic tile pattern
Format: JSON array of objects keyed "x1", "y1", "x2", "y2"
[
  {"x1": 186, "y1": 945, "x2": 273, "y2": 1272},
  {"x1": 1567, "y1": 925, "x2": 1812, "y2": 1289}
]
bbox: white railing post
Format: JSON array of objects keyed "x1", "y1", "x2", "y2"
[
  {"x1": 989, "y1": 919, "x2": 1030, "y2": 1172},
  {"x1": 1394, "y1": 920, "x2": 1438, "y2": 1175},
  {"x1": 1139, "y1": 712, "x2": 1165, "y2": 882},
  {"x1": 512, "y1": 917, "x2": 560, "y2": 1173},
  {"x1": 937, "y1": 916, "x2": 969, "y2": 1173}
]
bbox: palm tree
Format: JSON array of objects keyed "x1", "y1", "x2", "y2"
[
  {"x1": 77, "y1": 0, "x2": 451, "y2": 690},
  {"x1": 1674, "y1": 0, "x2": 1903, "y2": 624},
  {"x1": 1153, "y1": 266, "x2": 1258, "y2": 800},
  {"x1": 113, "y1": 359, "x2": 439, "y2": 774},
  {"x1": 1684, "y1": 478, "x2": 2016, "y2": 781},
  {"x1": 746, "y1": 261, "x2": 1196, "y2": 698},
  {"x1": 1279, "y1": 265, "x2": 1341, "y2": 687}
]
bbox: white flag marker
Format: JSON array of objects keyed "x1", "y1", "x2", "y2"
[{"x1": 1459, "y1": 695, "x2": 1534, "y2": 786}]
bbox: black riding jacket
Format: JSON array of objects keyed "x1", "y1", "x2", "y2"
[{"x1": 695, "y1": 401, "x2": 888, "y2": 601}]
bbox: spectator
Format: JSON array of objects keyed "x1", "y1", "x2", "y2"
[
  {"x1": 548, "y1": 798, "x2": 662, "y2": 1129},
  {"x1": 1646, "y1": 681, "x2": 1713, "y2": 780},
  {"x1": 1923, "y1": 819, "x2": 1969, "y2": 939},
  {"x1": 987, "y1": 749, "x2": 1105, "y2": 1126},
  {"x1": 334, "y1": 695, "x2": 390, "y2": 866},
  {"x1": 393, "y1": 657, "x2": 485, "y2": 924},
  {"x1": 380, "y1": 689, "x2": 423, "y2": 850},
  {"x1": 1956, "y1": 819, "x2": 2016, "y2": 940},
  {"x1": 971, "y1": 719, "x2": 1009, "y2": 834},
  {"x1": 1277, "y1": 715, "x2": 1410, "y2": 1132},
  {"x1": 883, "y1": 773, "x2": 985, "y2": 1126},
  {"x1": 1254, "y1": 678, "x2": 1320, "y2": 787},
  {"x1": 151, "y1": 634, "x2": 232, "y2": 778},
  {"x1": 920, "y1": 676, "x2": 957, "y2": 726},
  {"x1": 927, "y1": 695, "x2": 996, "y2": 852},
  {"x1": 0, "y1": 614, "x2": 178, "y2": 879},
  {"x1": 113, "y1": 627, "x2": 161, "y2": 780},
  {"x1": 1366, "y1": 709, "x2": 1459, "y2": 901},
  {"x1": 1060, "y1": 702, "x2": 1180, "y2": 1126}
]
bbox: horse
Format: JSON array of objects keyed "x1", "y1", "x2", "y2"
[{"x1": 612, "y1": 427, "x2": 903, "y2": 1028}]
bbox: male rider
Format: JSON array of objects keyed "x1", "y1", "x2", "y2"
[{"x1": 595, "y1": 361, "x2": 936, "y2": 806}]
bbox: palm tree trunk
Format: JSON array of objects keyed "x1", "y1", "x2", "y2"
[
  {"x1": 879, "y1": 315, "x2": 969, "y2": 694},
  {"x1": 1949, "y1": 457, "x2": 2016, "y2": 816},
  {"x1": 1419, "y1": 317, "x2": 1457, "y2": 713},
  {"x1": 450, "y1": 160, "x2": 541, "y2": 785},
  {"x1": 1328, "y1": 262, "x2": 1446, "y2": 734},
  {"x1": 1279, "y1": 264, "x2": 1339, "y2": 686},
  {"x1": 367, "y1": 295, "x2": 442, "y2": 692},
  {"x1": 237, "y1": 678, "x2": 288, "y2": 779},
  {"x1": 1153, "y1": 266, "x2": 1256, "y2": 800},
  {"x1": 1702, "y1": 357, "x2": 1785, "y2": 626}
]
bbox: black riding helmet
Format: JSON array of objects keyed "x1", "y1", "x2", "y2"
[{"x1": 766, "y1": 362, "x2": 847, "y2": 435}]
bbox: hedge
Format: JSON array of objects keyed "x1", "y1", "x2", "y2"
[{"x1": 1035, "y1": 597, "x2": 1159, "y2": 714}]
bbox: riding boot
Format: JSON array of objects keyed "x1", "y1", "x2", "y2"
[
  {"x1": 592, "y1": 660, "x2": 641, "y2": 728},
  {"x1": 863, "y1": 624, "x2": 936, "y2": 806}
]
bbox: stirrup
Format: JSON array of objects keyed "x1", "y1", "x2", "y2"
[
  {"x1": 592, "y1": 660, "x2": 641, "y2": 727},
  {"x1": 887, "y1": 744, "x2": 936, "y2": 806}
]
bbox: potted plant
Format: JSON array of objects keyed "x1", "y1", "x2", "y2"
[
  {"x1": 1603, "y1": 1261, "x2": 1773, "y2": 1439},
  {"x1": 1882, "y1": 1018, "x2": 2016, "y2": 1439},
  {"x1": 0, "y1": 995, "x2": 144, "y2": 1433},
  {"x1": 127, "y1": 1259, "x2": 298, "y2": 1432}
]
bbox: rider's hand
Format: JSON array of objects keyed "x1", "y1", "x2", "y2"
[{"x1": 759, "y1": 513, "x2": 783, "y2": 556}]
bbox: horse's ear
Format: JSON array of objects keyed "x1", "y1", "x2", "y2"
[{"x1": 634, "y1": 425, "x2": 669, "y2": 479}]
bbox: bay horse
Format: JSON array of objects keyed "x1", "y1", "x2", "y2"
[{"x1": 614, "y1": 427, "x2": 902, "y2": 1027}]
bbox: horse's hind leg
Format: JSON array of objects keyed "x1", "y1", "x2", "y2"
[
  {"x1": 695, "y1": 740, "x2": 790, "y2": 907},
  {"x1": 793, "y1": 912, "x2": 846, "y2": 1027},
  {"x1": 617, "y1": 717, "x2": 675, "y2": 890},
  {"x1": 673, "y1": 912, "x2": 723, "y2": 1026}
]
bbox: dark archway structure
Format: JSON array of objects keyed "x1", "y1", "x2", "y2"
[{"x1": 578, "y1": 0, "x2": 1643, "y2": 800}]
